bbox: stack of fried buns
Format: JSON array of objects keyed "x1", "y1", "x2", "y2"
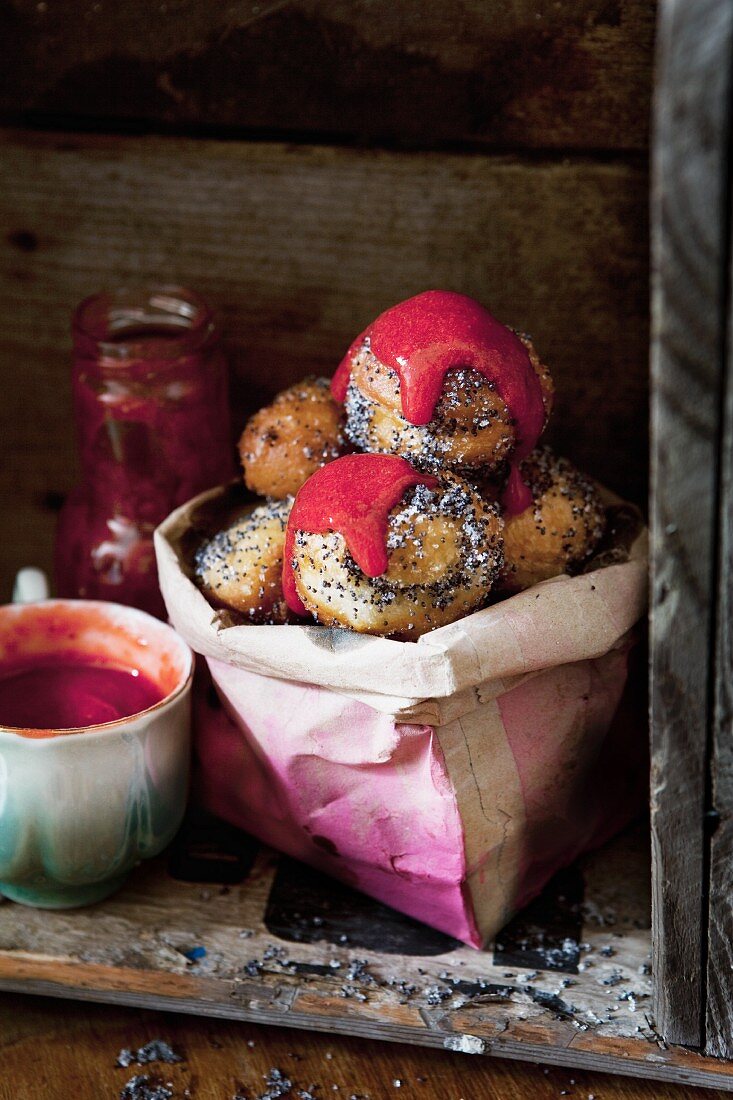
[{"x1": 195, "y1": 291, "x2": 605, "y2": 639}]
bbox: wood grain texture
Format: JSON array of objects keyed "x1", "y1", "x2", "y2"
[
  {"x1": 2, "y1": 825, "x2": 731, "y2": 1091},
  {"x1": 3, "y1": 993, "x2": 731, "y2": 1100},
  {"x1": 650, "y1": 0, "x2": 733, "y2": 1051},
  {"x1": 705, "y1": 105, "x2": 733, "y2": 1061},
  {"x1": 0, "y1": 128, "x2": 649, "y2": 597},
  {"x1": 0, "y1": 0, "x2": 656, "y2": 152}
]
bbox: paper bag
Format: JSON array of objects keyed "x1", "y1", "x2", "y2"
[{"x1": 155, "y1": 483, "x2": 647, "y2": 946}]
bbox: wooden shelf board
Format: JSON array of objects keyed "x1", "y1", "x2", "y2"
[{"x1": 1, "y1": 819, "x2": 731, "y2": 1089}]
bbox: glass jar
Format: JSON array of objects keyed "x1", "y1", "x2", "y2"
[{"x1": 55, "y1": 287, "x2": 234, "y2": 617}]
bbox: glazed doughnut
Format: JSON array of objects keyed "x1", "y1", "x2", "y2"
[
  {"x1": 499, "y1": 447, "x2": 605, "y2": 592},
  {"x1": 194, "y1": 497, "x2": 293, "y2": 622},
  {"x1": 239, "y1": 377, "x2": 345, "y2": 499},
  {"x1": 284, "y1": 453, "x2": 504, "y2": 638}
]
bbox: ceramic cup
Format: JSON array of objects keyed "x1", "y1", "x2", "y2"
[{"x1": 0, "y1": 597, "x2": 193, "y2": 908}]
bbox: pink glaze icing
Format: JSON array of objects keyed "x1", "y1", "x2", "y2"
[{"x1": 331, "y1": 291, "x2": 545, "y2": 514}]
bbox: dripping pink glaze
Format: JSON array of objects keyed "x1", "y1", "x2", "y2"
[
  {"x1": 331, "y1": 290, "x2": 544, "y2": 514},
  {"x1": 283, "y1": 453, "x2": 439, "y2": 617}
]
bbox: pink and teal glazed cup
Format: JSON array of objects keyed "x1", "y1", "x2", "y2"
[{"x1": 0, "y1": 599, "x2": 193, "y2": 908}]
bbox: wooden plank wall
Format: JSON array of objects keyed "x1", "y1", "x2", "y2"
[
  {"x1": 650, "y1": 0, "x2": 733, "y2": 1057},
  {"x1": 0, "y1": 1, "x2": 655, "y2": 151},
  {"x1": 0, "y1": 1, "x2": 655, "y2": 597},
  {"x1": 706, "y1": 24, "x2": 733, "y2": 1056},
  {"x1": 708, "y1": 210, "x2": 733, "y2": 1056}
]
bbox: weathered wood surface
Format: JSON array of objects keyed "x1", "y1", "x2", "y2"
[
  {"x1": 0, "y1": 128, "x2": 649, "y2": 597},
  {"x1": 5, "y1": 992, "x2": 731, "y2": 1100},
  {"x1": 706, "y1": 68, "x2": 733, "y2": 1064},
  {"x1": 707, "y1": 340, "x2": 733, "y2": 1049},
  {"x1": 0, "y1": 823, "x2": 728, "y2": 1091},
  {"x1": 650, "y1": 0, "x2": 733, "y2": 1053},
  {"x1": 0, "y1": 1, "x2": 656, "y2": 152}
]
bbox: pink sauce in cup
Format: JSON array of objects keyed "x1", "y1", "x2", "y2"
[
  {"x1": 0, "y1": 655, "x2": 164, "y2": 731},
  {"x1": 0, "y1": 600, "x2": 191, "y2": 739}
]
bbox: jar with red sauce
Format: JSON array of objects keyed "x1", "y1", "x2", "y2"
[{"x1": 55, "y1": 287, "x2": 234, "y2": 618}]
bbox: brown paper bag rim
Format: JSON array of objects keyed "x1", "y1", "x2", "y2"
[{"x1": 154, "y1": 481, "x2": 648, "y2": 707}]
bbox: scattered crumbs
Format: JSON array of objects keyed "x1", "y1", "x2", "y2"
[
  {"x1": 345, "y1": 959, "x2": 376, "y2": 986},
  {"x1": 256, "y1": 1068, "x2": 293, "y2": 1099},
  {"x1": 386, "y1": 978, "x2": 417, "y2": 1001},
  {"x1": 263, "y1": 944, "x2": 289, "y2": 963},
  {"x1": 239, "y1": 929, "x2": 254, "y2": 939},
  {"x1": 340, "y1": 984, "x2": 368, "y2": 1002},
  {"x1": 393, "y1": 1079, "x2": 402, "y2": 1088},
  {"x1": 116, "y1": 1042, "x2": 184, "y2": 1068},
  {"x1": 424, "y1": 985, "x2": 452, "y2": 1005},
  {"x1": 119, "y1": 1075, "x2": 174, "y2": 1100}
]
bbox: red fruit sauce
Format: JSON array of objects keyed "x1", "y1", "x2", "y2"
[
  {"x1": 0, "y1": 653, "x2": 164, "y2": 734},
  {"x1": 331, "y1": 290, "x2": 544, "y2": 514},
  {"x1": 283, "y1": 453, "x2": 438, "y2": 616}
]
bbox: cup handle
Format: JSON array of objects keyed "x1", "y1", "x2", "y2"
[{"x1": 12, "y1": 568, "x2": 50, "y2": 604}]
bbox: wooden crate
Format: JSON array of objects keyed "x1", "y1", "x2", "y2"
[{"x1": 1, "y1": 0, "x2": 733, "y2": 1080}]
